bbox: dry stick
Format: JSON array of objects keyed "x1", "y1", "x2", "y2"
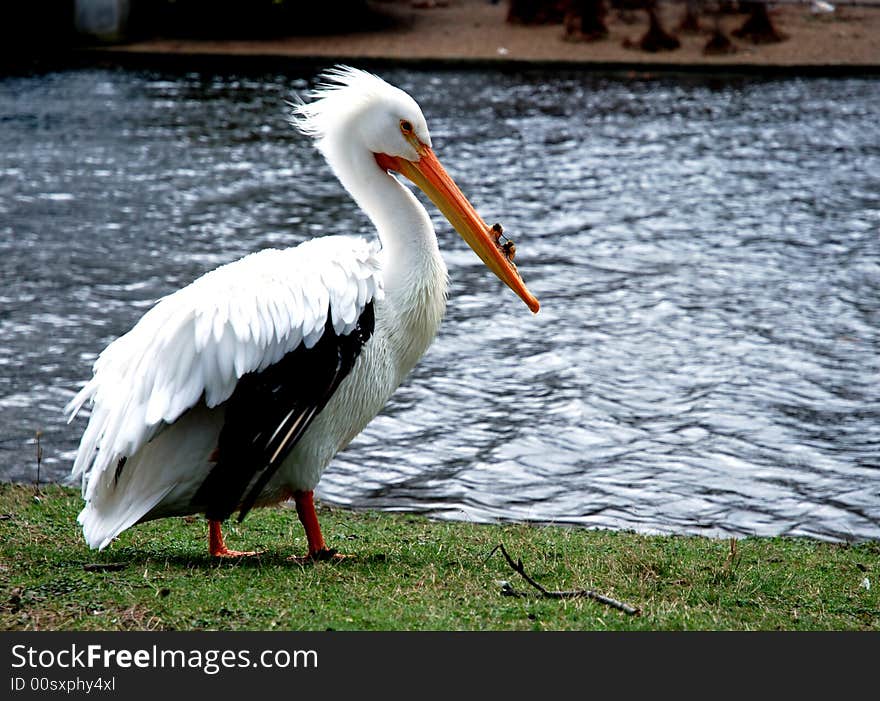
[
  {"x1": 487, "y1": 543, "x2": 640, "y2": 616},
  {"x1": 83, "y1": 563, "x2": 126, "y2": 573},
  {"x1": 34, "y1": 430, "x2": 43, "y2": 494}
]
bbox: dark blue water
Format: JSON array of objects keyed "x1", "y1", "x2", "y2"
[{"x1": 1, "y1": 67, "x2": 878, "y2": 541}]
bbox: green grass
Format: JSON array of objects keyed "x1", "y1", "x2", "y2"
[{"x1": 1, "y1": 484, "x2": 877, "y2": 630}]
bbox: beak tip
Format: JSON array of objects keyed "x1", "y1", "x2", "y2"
[{"x1": 525, "y1": 296, "x2": 540, "y2": 314}]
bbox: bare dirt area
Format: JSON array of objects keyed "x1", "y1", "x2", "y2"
[{"x1": 98, "y1": 1, "x2": 880, "y2": 70}]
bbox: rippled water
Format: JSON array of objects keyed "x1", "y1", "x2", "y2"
[{"x1": 1, "y1": 67, "x2": 878, "y2": 542}]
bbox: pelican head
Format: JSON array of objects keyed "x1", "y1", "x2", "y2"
[{"x1": 292, "y1": 66, "x2": 540, "y2": 314}]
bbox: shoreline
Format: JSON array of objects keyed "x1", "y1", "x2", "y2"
[
  {"x1": 25, "y1": 1, "x2": 880, "y2": 76},
  {"x1": 73, "y1": 47, "x2": 880, "y2": 77}
]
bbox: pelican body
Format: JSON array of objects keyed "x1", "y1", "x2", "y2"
[{"x1": 67, "y1": 67, "x2": 539, "y2": 559}]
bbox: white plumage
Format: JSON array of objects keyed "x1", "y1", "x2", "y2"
[
  {"x1": 67, "y1": 66, "x2": 537, "y2": 558},
  {"x1": 68, "y1": 237, "x2": 383, "y2": 494}
]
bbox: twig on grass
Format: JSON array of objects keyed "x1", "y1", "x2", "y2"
[
  {"x1": 487, "y1": 542, "x2": 640, "y2": 616},
  {"x1": 725, "y1": 537, "x2": 738, "y2": 569},
  {"x1": 33, "y1": 430, "x2": 43, "y2": 497},
  {"x1": 83, "y1": 563, "x2": 126, "y2": 573}
]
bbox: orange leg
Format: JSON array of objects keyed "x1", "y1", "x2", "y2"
[
  {"x1": 291, "y1": 490, "x2": 344, "y2": 562},
  {"x1": 208, "y1": 519, "x2": 257, "y2": 558}
]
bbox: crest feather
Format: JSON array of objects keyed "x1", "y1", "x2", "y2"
[{"x1": 289, "y1": 65, "x2": 392, "y2": 140}]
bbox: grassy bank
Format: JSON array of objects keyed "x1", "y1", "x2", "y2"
[{"x1": 1, "y1": 484, "x2": 877, "y2": 631}]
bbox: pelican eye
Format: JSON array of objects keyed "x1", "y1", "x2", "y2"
[{"x1": 400, "y1": 120, "x2": 414, "y2": 135}]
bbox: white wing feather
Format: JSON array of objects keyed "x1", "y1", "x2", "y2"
[{"x1": 66, "y1": 235, "x2": 384, "y2": 500}]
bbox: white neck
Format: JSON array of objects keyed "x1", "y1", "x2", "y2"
[
  {"x1": 320, "y1": 140, "x2": 447, "y2": 304},
  {"x1": 318, "y1": 140, "x2": 449, "y2": 377}
]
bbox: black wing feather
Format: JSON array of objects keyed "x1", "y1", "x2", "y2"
[{"x1": 193, "y1": 302, "x2": 375, "y2": 522}]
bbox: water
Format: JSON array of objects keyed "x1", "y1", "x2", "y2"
[{"x1": 1, "y1": 67, "x2": 878, "y2": 542}]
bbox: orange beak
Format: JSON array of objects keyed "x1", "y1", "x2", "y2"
[{"x1": 375, "y1": 146, "x2": 540, "y2": 314}]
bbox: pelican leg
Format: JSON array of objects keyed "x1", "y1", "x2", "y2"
[
  {"x1": 208, "y1": 519, "x2": 257, "y2": 558},
  {"x1": 290, "y1": 490, "x2": 345, "y2": 562}
]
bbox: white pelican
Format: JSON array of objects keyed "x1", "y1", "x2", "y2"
[{"x1": 67, "y1": 66, "x2": 539, "y2": 560}]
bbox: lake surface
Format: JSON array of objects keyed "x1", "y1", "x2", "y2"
[{"x1": 1, "y1": 66, "x2": 878, "y2": 542}]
